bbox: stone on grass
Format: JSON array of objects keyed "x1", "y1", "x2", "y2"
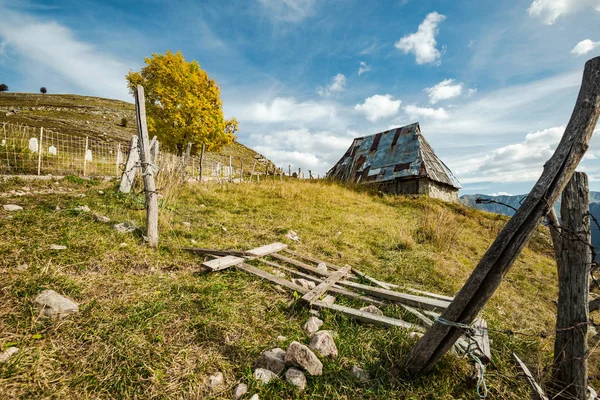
[
  {"x1": 35, "y1": 290, "x2": 78, "y2": 317},
  {"x1": 75, "y1": 205, "x2": 90, "y2": 212},
  {"x1": 255, "y1": 348, "x2": 286, "y2": 374},
  {"x1": 49, "y1": 245, "x2": 67, "y2": 251},
  {"x1": 284, "y1": 341, "x2": 322, "y2": 376},
  {"x1": 3, "y1": 204, "x2": 23, "y2": 211},
  {"x1": 309, "y1": 309, "x2": 320, "y2": 317},
  {"x1": 93, "y1": 213, "x2": 110, "y2": 223},
  {"x1": 316, "y1": 262, "x2": 327, "y2": 272},
  {"x1": 272, "y1": 270, "x2": 286, "y2": 278},
  {"x1": 285, "y1": 367, "x2": 307, "y2": 391},
  {"x1": 249, "y1": 394, "x2": 259, "y2": 400},
  {"x1": 360, "y1": 305, "x2": 384, "y2": 316},
  {"x1": 285, "y1": 230, "x2": 300, "y2": 242},
  {"x1": 253, "y1": 368, "x2": 278, "y2": 384},
  {"x1": 409, "y1": 332, "x2": 423, "y2": 340},
  {"x1": 98, "y1": 190, "x2": 104, "y2": 195},
  {"x1": 277, "y1": 335, "x2": 288, "y2": 342},
  {"x1": 0, "y1": 347, "x2": 19, "y2": 363},
  {"x1": 350, "y1": 365, "x2": 370, "y2": 382},
  {"x1": 209, "y1": 371, "x2": 224, "y2": 389},
  {"x1": 183, "y1": 222, "x2": 191, "y2": 227},
  {"x1": 303, "y1": 316, "x2": 323, "y2": 337},
  {"x1": 292, "y1": 278, "x2": 315, "y2": 291},
  {"x1": 309, "y1": 331, "x2": 338, "y2": 358},
  {"x1": 232, "y1": 383, "x2": 248, "y2": 399},
  {"x1": 114, "y1": 222, "x2": 136, "y2": 233},
  {"x1": 322, "y1": 295, "x2": 336, "y2": 306}
]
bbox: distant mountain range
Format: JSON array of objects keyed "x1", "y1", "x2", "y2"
[{"x1": 461, "y1": 192, "x2": 600, "y2": 260}]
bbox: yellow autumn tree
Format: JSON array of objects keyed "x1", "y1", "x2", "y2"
[{"x1": 126, "y1": 51, "x2": 237, "y2": 155}]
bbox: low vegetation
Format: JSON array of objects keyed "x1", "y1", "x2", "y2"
[{"x1": 1, "y1": 177, "x2": 597, "y2": 399}]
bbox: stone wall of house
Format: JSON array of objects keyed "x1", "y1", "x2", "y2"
[
  {"x1": 424, "y1": 180, "x2": 460, "y2": 202},
  {"x1": 377, "y1": 178, "x2": 459, "y2": 202}
]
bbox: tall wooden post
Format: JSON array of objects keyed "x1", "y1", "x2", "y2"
[
  {"x1": 83, "y1": 136, "x2": 89, "y2": 176},
  {"x1": 288, "y1": 165, "x2": 291, "y2": 177},
  {"x1": 182, "y1": 142, "x2": 192, "y2": 178},
  {"x1": 119, "y1": 136, "x2": 139, "y2": 193},
  {"x1": 134, "y1": 85, "x2": 159, "y2": 248},
  {"x1": 199, "y1": 143, "x2": 205, "y2": 182},
  {"x1": 116, "y1": 143, "x2": 121, "y2": 177},
  {"x1": 405, "y1": 56, "x2": 600, "y2": 374},
  {"x1": 240, "y1": 160, "x2": 244, "y2": 182},
  {"x1": 298, "y1": 168, "x2": 301, "y2": 178},
  {"x1": 229, "y1": 155, "x2": 233, "y2": 183},
  {"x1": 37, "y1": 127, "x2": 43, "y2": 176},
  {"x1": 250, "y1": 160, "x2": 257, "y2": 183},
  {"x1": 552, "y1": 172, "x2": 591, "y2": 400}
]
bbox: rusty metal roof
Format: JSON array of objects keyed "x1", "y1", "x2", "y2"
[{"x1": 326, "y1": 122, "x2": 461, "y2": 189}]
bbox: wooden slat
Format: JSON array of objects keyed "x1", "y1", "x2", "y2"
[
  {"x1": 471, "y1": 318, "x2": 491, "y2": 364},
  {"x1": 403, "y1": 287, "x2": 455, "y2": 302},
  {"x1": 400, "y1": 304, "x2": 434, "y2": 327},
  {"x1": 302, "y1": 266, "x2": 350, "y2": 304},
  {"x1": 337, "y1": 280, "x2": 450, "y2": 311},
  {"x1": 311, "y1": 301, "x2": 425, "y2": 332},
  {"x1": 237, "y1": 263, "x2": 308, "y2": 294},
  {"x1": 182, "y1": 247, "x2": 251, "y2": 257},
  {"x1": 513, "y1": 353, "x2": 549, "y2": 400},
  {"x1": 202, "y1": 255, "x2": 244, "y2": 271},
  {"x1": 270, "y1": 253, "x2": 331, "y2": 277},
  {"x1": 247, "y1": 242, "x2": 287, "y2": 257}
]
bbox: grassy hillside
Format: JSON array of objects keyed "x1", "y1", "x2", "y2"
[
  {"x1": 0, "y1": 92, "x2": 272, "y2": 169},
  {"x1": 1, "y1": 177, "x2": 597, "y2": 399}
]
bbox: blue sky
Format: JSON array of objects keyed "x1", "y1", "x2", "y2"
[{"x1": 1, "y1": 0, "x2": 600, "y2": 195}]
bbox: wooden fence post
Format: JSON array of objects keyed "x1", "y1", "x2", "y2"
[
  {"x1": 288, "y1": 165, "x2": 291, "y2": 177},
  {"x1": 250, "y1": 160, "x2": 257, "y2": 183},
  {"x1": 37, "y1": 127, "x2": 43, "y2": 176},
  {"x1": 182, "y1": 142, "x2": 192, "y2": 179},
  {"x1": 404, "y1": 56, "x2": 600, "y2": 375},
  {"x1": 83, "y1": 136, "x2": 89, "y2": 176},
  {"x1": 134, "y1": 85, "x2": 159, "y2": 248},
  {"x1": 116, "y1": 143, "x2": 121, "y2": 177},
  {"x1": 199, "y1": 143, "x2": 205, "y2": 182},
  {"x1": 119, "y1": 136, "x2": 139, "y2": 193},
  {"x1": 552, "y1": 172, "x2": 591, "y2": 400},
  {"x1": 240, "y1": 160, "x2": 244, "y2": 182},
  {"x1": 229, "y1": 155, "x2": 233, "y2": 183}
]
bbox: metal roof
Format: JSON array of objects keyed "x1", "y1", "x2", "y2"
[{"x1": 326, "y1": 122, "x2": 461, "y2": 189}]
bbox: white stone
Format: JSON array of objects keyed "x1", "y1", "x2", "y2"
[
  {"x1": 316, "y1": 262, "x2": 328, "y2": 272},
  {"x1": 209, "y1": 371, "x2": 224, "y2": 389},
  {"x1": 409, "y1": 332, "x2": 424, "y2": 340},
  {"x1": 309, "y1": 309, "x2": 320, "y2": 317},
  {"x1": 0, "y1": 347, "x2": 19, "y2": 363},
  {"x1": 303, "y1": 316, "x2": 323, "y2": 336},
  {"x1": 285, "y1": 367, "x2": 307, "y2": 391},
  {"x1": 253, "y1": 368, "x2": 278, "y2": 384},
  {"x1": 98, "y1": 190, "x2": 104, "y2": 195},
  {"x1": 351, "y1": 365, "x2": 370, "y2": 382},
  {"x1": 94, "y1": 213, "x2": 110, "y2": 223},
  {"x1": 360, "y1": 305, "x2": 384, "y2": 316},
  {"x1": 183, "y1": 222, "x2": 191, "y2": 227},
  {"x1": 75, "y1": 205, "x2": 90, "y2": 212},
  {"x1": 49, "y1": 245, "x2": 67, "y2": 250},
  {"x1": 232, "y1": 383, "x2": 248, "y2": 399},
  {"x1": 277, "y1": 335, "x2": 288, "y2": 342},
  {"x1": 309, "y1": 331, "x2": 338, "y2": 357},
  {"x1": 292, "y1": 278, "x2": 316, "y2": 290},
  {"x1": 120, "y1": 242, "x2": 128, "y2": 247},
  {"x1": 35, "y1": 290, "x2": 78, "y2": 317},
  {"x1": 249, "y1": 395, "x2": 259, "y2": 400},
  {"x1": 322, "y1": 295, "x2": 336, "y2": 306},
  {"x1": 114, "y1": 222, "x2": 136, "y2": 233},
  {"x1": 3, "y1": 204, "x2": 23, "y2": 211},
  {"x1": 284, "y1": 341, "x2": 322, "y2": 376},
  {"x1": 255, "y1": 348, "x2": 286, "y2": 374},
  {"x1": 285, "y1": 230, "x2": 300, "y2": 242}
]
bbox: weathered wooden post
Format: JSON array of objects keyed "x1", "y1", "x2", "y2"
[
  {"x1": 250, "y1": 160, "x2": 257, "y2": 183},
  {"x1": 83, "y1": 136, "x2": 89, "y2": 176},
  {"x1": 309, "y1": 170, "x2": 313, "y2": 179},
  {"x1": 37, "y1": 127, "x2": 43, "y2": 175},
  {"x1": 288, "y1": 165, "x2": 291, "y2": 177},
  {"x1": 229, "y1": 155, "x2": 233, "y2": 183},
  {"x1": 298, "y1": 167, "x2": 301, "y2": 178},
  {"x1": 404, "y1": 56, "x2": 600, "y2": 375},
  {"x1": 150, "y1": 136, "x2": 159, "y2": 166},
  {"x1": 119, "y1": 136, "x2": 139, "y2": 193},
  {"x1": 199, "y1": 143, "x2": 205, "y2": 182},
  {"x1": 552, "y1": 172, "x2": 591, "y2": 400},
  {"x1": 182, "y1": 142, "x2": 192, "y2": 178},
  {"x1": 240, "y1": 160, "x2": 244, "y2": 182},
  {"x1": 265, "y1": 163, "x2": 269, "y2": 177},
  {"x1": 134, "y1": 85, "x2": 159, "y2": 248}
]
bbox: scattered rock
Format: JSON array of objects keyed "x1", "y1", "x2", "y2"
[
  {"x1": 409, "y1": 332, "x2": 424, "y2": 340},
  {"x1": 285, "y1": 367, "x2": 307, "y2": 391},
  {"x1": 190, "y1": 239, "x2": 198, "y2": 244},
  {"x1": 75, "y1": 194, "x2": 86, "y2": 198},
  {"x1": 316, "y1": 262, "x2": 328, "y2": 272},
  {"x1": 272, "y1": 269, "x2": 286, "y2": 278},
  {"x1": 249, "y1": 395, "x2": 259, "y2": 400},
  {"x1": 49, "y1": 244, "x2": 67, "y2": 251},
  {"x1": 588, "y1": 386, "x2": 597, "y2": 400},
  {"x1": 303, "y1": 316, "x2": 323, "y2": 336},
  {"x1": 93, "y1": 213, "x2": 110, "y2": 223},
  {"x1": 285, "y1": 230, "x2": 301, "y2": 242},
  {"x1": 75, "y1": 205, "x2": 90, "y2": 212},
  {"x1": 284, "y1": 341, "x2": 323, "y2": 376},
  {"x1": 350, "y1": 365, "x2": 370, "y2": 382},
  {"x1": 255, "y1": 348, "x2": 286, "y2": 374},
  {"x1": 55, "y1": 205, "x2": 61, "y2": 211},
  {"x1": 0, "y1": 347, "x2": 19, "y2": 363},
  {"x1": 182, "y1": 222, "x2": 191, "y2": 227},
  {"x1": 309, "y1": 309, "x2": 321, "y2": 317},
  {"x1": 222, "y1": 226, "x2": 227, "y2": 232},
  {"x1": 292, "y1": 278, "x2": 316, "y2": 290},
  {"x1": 34, "y1": 290, "x2": 79, "y2": 317},
  {"x1": 200, "y1": 204, "x2": 206, "y2": 208},
  {"x1": 309, "y1": 331, "x2": 338, "y2": 357},
  {"x1": 360, "y1": 305, "x2": 384, "y2": 316},
  {"x1": 98, "y1": 190, "x2": 104, "y2": 195},
  {"x1": 232, "y1": 383, "x2": 248, "y2": 399},
  {"x1": 209, "y1": 372, "x2": 224, "y2": 389},
  {"x1": 277, "y1": 335, "x2": 288, "y2": 342},
  {"x1": 114, "y1": 222, "x2": 136, "y2": 233},
  {"x1": 3, "y1": 204, "x2": 23, "y2": 211},
  {"x1": 322, "y1": 295, "x2": 336, "y2": 306},
  {"x1": 253, "y1": 368, "x2": 278, "y2": 384},
  {"x1": 120, "y1": 242, "x2": 128, "y2": 247}
]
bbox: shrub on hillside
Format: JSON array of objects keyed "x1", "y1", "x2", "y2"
[
  {"x1": 40, "y1": 87, "x2": 47, "y2": 94},
  {"x1": 0, "y1": 84, "x2": 8, "y2": 92},
  {"x1": 120, "y1": 117, "x2": 128, "y2": 127}
]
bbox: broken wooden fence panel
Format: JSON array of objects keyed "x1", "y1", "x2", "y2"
[
  {"x1": 514, "y1": 353, "x2": 549, "y2": 400},
  {"x1": 471, "y1": 318, "x2": 491, "y2": 364},
  {"x1": 405, "y1": 56, "x2": 600, "y2": 374},
  {"x1": 247, "y1": 242, "x2": 287, "y2": 257},
  {"x1": 202, "y1": 255, "x2": 245, "y2": 271},
  {"x1": 302, "y1": 266, "x2": 351, "y2": 304}
]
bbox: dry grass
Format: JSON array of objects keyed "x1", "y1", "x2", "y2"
[{"x1": 0, "y1": 176, "x2": 598, "y2": 399}]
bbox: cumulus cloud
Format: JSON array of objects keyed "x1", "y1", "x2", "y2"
[
  {"x1": 571, "y1": 39, "x2": 600, "y2": 56},
  {"x1": 358, "y1": 61, "x2": 371, "y2": 76},
  {"x1": 466, "y1": 88, "x2": 478, "y2": 98},
  {"x1": 425, "y1": 79, "x2": 463, "y2": 104},
  {"x1": 404, "y1": 104, "x2": 449, "y2": 120},
  {"x1": 317, "y1": 73, "x2": 346, "y2": 96},
  {"x1": 244, "y1": 97, "x2": 336, "y2": 124},
  {"x1": 527, "y1": 0, "x2": 600, "y2": 25},
  {"x1": 354, "y1": 94, "x2": 401, "y2": 122},
  {"x1": 395, "y1": 12, "x2": 446, "y2": 65},
  {"x1": 258, "y1": 0, "x2": 316, "y2": 22}
]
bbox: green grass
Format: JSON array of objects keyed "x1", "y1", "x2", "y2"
[{"x1": 0, "y1": 177, "x2": 598, "y2": 399}]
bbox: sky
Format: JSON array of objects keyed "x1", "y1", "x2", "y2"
[{"x1": 1, "y1": 0, "x2": 600, "y2": 195}]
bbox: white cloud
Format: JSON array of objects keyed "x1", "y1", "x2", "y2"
[
  {"x1": 358, "y1": 61, "x2": 371, "y2": 76},
  {"x1": 490, "y1": 192, "x2": 513, "y2": 196},
  {"x1": 425, "y1": 79, "x2": 463, "y2": 104},
  {"x1": 404, "y1": 104, "x2": 449, "y2": 120},
  {"x1": 0, "y1": 6, "x2": 131, "y2": 101},
  {"x1": 317, "y1": 73, "x2": 346, "y2": 96},
  {"x1": 571, "y1": 39, "x2": 600, "y2": 56},
  {"x1": 354, "y1": 94, "x2": 401, "y2": 122},
  {"x1": 466, "y1": 88, "x2": 478, "y2": 98},
  {"x1": 395, "y1": 12, "x2": 446, "y2": 65},
  {"x1": 258, "y1": 0, "x2": 316, "y2": 22},
  {"x1": 527, "y1": 0, "x2": 600, "y2": 25},
  {"x1": 243, "y1": 97, "x2": 337, "y2": 124}
]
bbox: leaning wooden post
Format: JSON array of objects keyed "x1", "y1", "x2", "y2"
[
  {"x1": 405, "y1": 56, "x2": 600, "y2": 375},
  {"x1": 199, "y1": 143, "x2": 205, "y2": 182},
  {"x1": 134, "y1": 85, "x2": 159, "y2": 248},
  {"x1": 552, "y1": 172, "x2": 591, "y2": 400},
  {"x1": 119, "y1": 136, "x2": 140, "y2": 193},
  {"x1": 37, "y1": 127, "x2": 43, "y2": 175}
]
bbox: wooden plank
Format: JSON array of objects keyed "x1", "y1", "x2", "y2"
[
  {"x1": 302, "y1": 266, "x2": 350, "y2": 304},
  {"x1": 337, "y1": 280, "x2": 450, "y2": 311},
  {"x1": 406, "y1": 57, "x2": 600, "y2": 375},
  {"x1": 471, "y1": 318, "x2": 491, "y2": 364},
  {"x1": 552, "y1": 172, "x2": 591, "y2": 400},
  {"x1": 202, "y1": 255, "x2": 245, "y2": 271},
  {"x1": 400, "y1": 304, "x2": 434, "y2": 327},
  {"x1": 247, "y1": 242, "x2": 287, "y2": 257},
  {"x1": 237, "y1": 263, "x2": 308, "y2": 294},
  {"x1": 311, "y1": 301, "x2": 425, "y2": 332},
  {"x1": 119, "y1": 135, "x2": 139, "y2": 193},
  {"x1": 271, "y1": 253, "x2": 330, "y2": 277},
  {"x1": 403, "y1": 287, "x2": 455, "y2": 302},
  {"x1": 182, "y1": 247, "x2": 251, "y2": 257},
  {"x1": 514, "y1": 353, "x2": 549, "y2": 400}
]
